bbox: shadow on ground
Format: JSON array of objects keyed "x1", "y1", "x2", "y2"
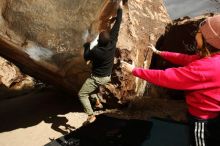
[{"x1": 0, "y1": 87, "x2": 82, "y2": 133}]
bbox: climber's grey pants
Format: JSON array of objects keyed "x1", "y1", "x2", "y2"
[{"x1": 78, "y1": 74, "x2": 111, "y2": 115}]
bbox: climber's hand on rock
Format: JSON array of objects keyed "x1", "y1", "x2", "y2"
[
  {"x1": 148, "y1": 44, "x2": 161, "y2": 55},
  {"x1": 122, "y1": 0, "x2": 128, "y2": 5},
  {"x1": 121, "y1": 61, "x2": 135, "y2": 73},
  {"x1": 119, "y1": 0, "x2": 123, "y2": 9},
  {"x1": 83, "y1": 29, "x2": 92, "y2": 43}
]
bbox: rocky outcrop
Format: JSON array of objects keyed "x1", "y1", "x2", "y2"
[
  {"x1": 104, "y1": 0, "x2": 171, "y2": 102},
  {"x1": 0, "y1": 0, "x2": 170, "y2": 102},
  {"x1": 0, "y1": 0, "x2": 111, "y2": 91},
  {"x1": 0, "y1": 56, "x2": 34, "y2": 88}
]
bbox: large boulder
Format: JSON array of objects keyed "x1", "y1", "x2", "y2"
[{"x1": 0, "y1": 0, "x2": 170, "y2": 102}]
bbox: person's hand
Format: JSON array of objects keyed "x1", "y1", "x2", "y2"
[
  {"x1": 119, "y1": 0, "x2": 123, "y2": 8},
  {"x1": 121, "y1": 61, "x2": 135, "y2": 73},
  {"x1": 148, "y1": 44, "x2": 161, "y2": 55},
  {"x1": 116, "y1": 0, "x2": 123, "y2": 9},
  {"x1": 82, "y1": 29, "x2": 90, "y2": 43}
]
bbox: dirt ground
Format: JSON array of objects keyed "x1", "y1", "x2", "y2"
[{"x1": 0, "y1": 88, "x2": 187, "y2": 146}]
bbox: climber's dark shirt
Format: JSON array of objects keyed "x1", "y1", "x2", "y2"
[{"x1": 84, "y1": 8, "x2": 122, "y2": 77}]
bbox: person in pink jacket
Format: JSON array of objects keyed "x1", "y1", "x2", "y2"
[{"x1": 121, "y1": 15, "x2": 220, "y2": 146}]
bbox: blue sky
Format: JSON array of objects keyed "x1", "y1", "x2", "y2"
[{"x1": 163, "y1": 0, "x2": 220, "y2": 19}]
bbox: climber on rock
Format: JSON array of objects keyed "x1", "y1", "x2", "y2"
[{"x1": 78, "y1": 0, "x2": 124, "y2": 124}]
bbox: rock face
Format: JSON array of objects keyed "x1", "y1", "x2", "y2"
[
  {"x1": 0, "y1": 0, "x2": 110, "y2": 91},
  {"x1": 0, "y1": 0, "x2": 170, "y2": 102},
  {"x1": 105, "y1": 0, "x2": 171, "y2": 102}
]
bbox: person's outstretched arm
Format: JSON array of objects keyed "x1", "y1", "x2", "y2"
[
  {"x1": 83, "y1": 42, "x2": 92, "y2": 61},
  {"x1": 149, "y1": 44, "x2": 200, "y2": 66},
  {"x1": 160, "y1": 51, "x2": 200, "y2": 66},
  {"x1": 132, "y1": 67, "x2": 206, "y2": 90},
  {"x1": 110, "y1": 4, "x2": 123, "y2": 44},
  {"x1": 121, "y1": 61, "x2": 211, "y2": 90}
]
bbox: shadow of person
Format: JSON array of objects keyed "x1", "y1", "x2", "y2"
[{"x1": 44, "y1": 115, "x2": 75, "y2": 135}]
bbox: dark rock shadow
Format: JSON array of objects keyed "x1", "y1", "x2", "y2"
[{"x1": 0, "y1": 84, "x2": 35, "y2": 101}]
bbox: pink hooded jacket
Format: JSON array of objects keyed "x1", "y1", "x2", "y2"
[{"x1": 132, "y1": 51, "x2": 220, "y2": 119}]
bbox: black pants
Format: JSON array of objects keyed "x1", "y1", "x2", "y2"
[{"x1": 188, "y1": 114, "x2": 220, "y2": 146}]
